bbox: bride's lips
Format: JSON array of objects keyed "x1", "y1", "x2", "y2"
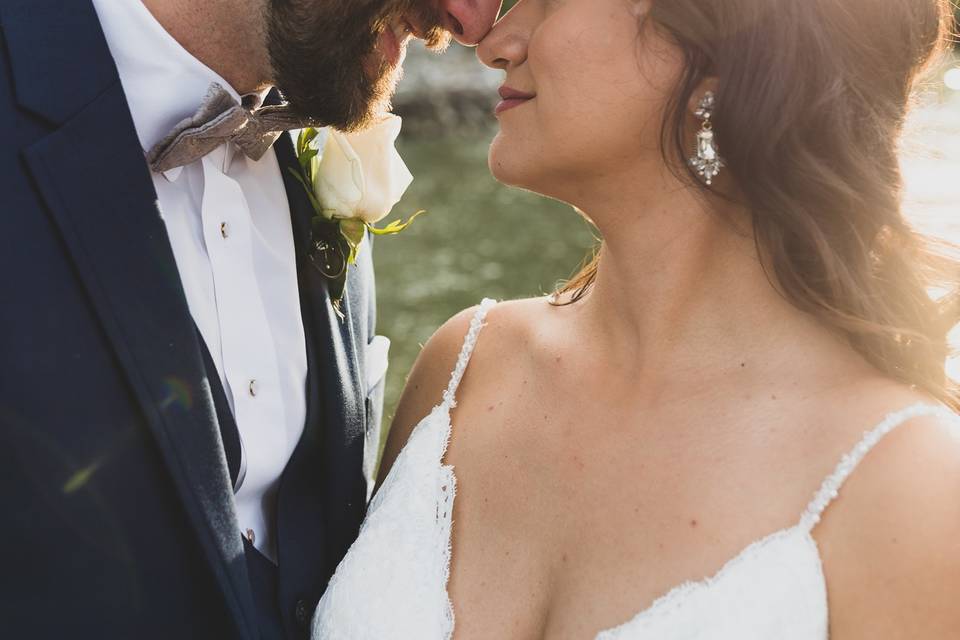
[{"x1": 496, "y1": 86, "x2": 535, "y2": 115}]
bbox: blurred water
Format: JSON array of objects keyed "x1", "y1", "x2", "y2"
[
  {"x1": 900, "y1": 90, "x2": 960, "y2": 378},
  {"x1": 376, "y1": 80, "x2": 960, "y2": 422},
  {"x1": 375, "y1": 134, "x2": 595, "y2": 417},
  {"x1": 901, "y1": 99, "x2": 960, "y2": 236}
]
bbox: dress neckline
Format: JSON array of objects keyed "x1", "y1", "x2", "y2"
[
  {"x1": 431, "y1": 429, "x2": 822, "y2": 637},
  {"x1": 594, "y1": 525, "x2": 821, "y2": 636},
  {"x1": 383, "y1": 301, "x2": 955, "y2": 638},
  {"x1": 435, "y1": 346, "x2": 949, "y2": 632},
  {"x1": 596, "y1": 400, "x2": 955, "y2": 634}
]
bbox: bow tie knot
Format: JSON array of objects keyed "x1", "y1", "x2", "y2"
[{"x1": 147, "y1": 83, "x2": 311, "y2": 173}]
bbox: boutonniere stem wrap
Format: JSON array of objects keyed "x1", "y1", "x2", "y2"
[{"x1": 289, "y1": 114, "x2": 422, "y2": 314}]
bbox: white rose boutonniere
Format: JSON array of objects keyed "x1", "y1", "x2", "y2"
[
  {"x1": 289, "y1": 114, "x2": 423, "y2": 313},
  {"x1": 314, "y1": 114, "x2": 413, "y2": 224}
]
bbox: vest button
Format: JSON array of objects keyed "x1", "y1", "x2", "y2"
[{"x1": 294, "y1": 599, "x2": 310, "y2": 628}]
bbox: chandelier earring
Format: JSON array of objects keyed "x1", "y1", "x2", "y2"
[{"x1": 688, "y1": 91, "x2": 725, "y2": 186}]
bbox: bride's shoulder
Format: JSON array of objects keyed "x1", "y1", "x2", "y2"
[
  {"x1": 407, "y1": 296, "x2": 554, "y2": 402},
  {"x1": 444, "y1": 296, "x2": 561, "y2": 376},
  {"x1": 818, "y1": 388, "x2": 960, "y2": 635},
  {"x1": 430, "y1": 295, "x2": 555, "y2": 354},
  {"x1": 378, "y1": 297, "x2": 556, "y2": 477}
]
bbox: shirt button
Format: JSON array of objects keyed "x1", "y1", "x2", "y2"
[
  {"x1": 220, "y1": 222, "x2": 230, "y2": 238},
  {"x1": 248, "y1": 379, "x2": 259, "y2": 397},
  {"x1": 294, "y1": 599, "x2": 310, "y2": 628}
]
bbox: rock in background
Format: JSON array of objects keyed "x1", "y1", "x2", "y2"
[{"x1": 393, "y1": 43, "x2": 500, "y2": 136}]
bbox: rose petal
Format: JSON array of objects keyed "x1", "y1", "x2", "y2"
[{"x1": 314, "y1": 129, "x2": 365, "y2": 220}]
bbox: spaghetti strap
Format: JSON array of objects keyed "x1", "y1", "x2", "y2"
[
  {"x1": 799, "y1": 402, "x2": 958, "y2": 531},
  {"x1": 440, "y1": 298, "x2": 497, "y2": 409}
]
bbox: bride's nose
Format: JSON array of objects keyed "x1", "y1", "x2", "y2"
[
  {"x1": 476, "y1": 11, "x2": 525, "y2": 70},
  {"x1": 439, "y1": 0, "x2": 503, "y2": 45}
]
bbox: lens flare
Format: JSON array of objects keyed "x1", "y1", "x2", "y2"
[
  {"x1": 161, "y1": 376, "x2": 193, "y2": 411},
  {"x1": 944, "y1": 68, "x2": 960, "y2": 92},
  {"x1": 63, "y1": 460, "x2": 104, "y2": 494}
]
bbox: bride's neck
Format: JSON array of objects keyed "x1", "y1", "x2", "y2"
[{"x1": 573, "y1": 179, "x2": 834, "y2": 383}]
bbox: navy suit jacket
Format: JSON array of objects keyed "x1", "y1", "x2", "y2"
[{"x1": 0, "y1": 0, "x2": 385, "y2": 637}]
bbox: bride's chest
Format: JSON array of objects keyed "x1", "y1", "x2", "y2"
[
  {"x1": 443, "y1": 452, "x2": 816, "y2": 638},
  {"x1": 445, "y1": 497, "x2": 825, "y2": 640}
]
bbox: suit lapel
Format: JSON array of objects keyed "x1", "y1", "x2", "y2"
[
  {"x1": 277, "y1": 132, "x2": 366, "y2": 460},
  {"x1": 276, "y1": 131, "x2": 367, "y2": 500},
  {"x1": 4, "y1": 1, "x2": 258, "y2": 635}
]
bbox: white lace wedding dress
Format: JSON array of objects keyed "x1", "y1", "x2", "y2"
[{"x1": 313, "y1": 299, "x2": 956, "y2": 639}]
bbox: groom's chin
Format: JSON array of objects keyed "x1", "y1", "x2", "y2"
[
  {"x1": 278, "y1": 56, "x2": 402, "y2": 132},
  {"x1": 350, "y1": 58, "x2": 404, "y2": 128}
]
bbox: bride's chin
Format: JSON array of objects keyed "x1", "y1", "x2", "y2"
[
  {"x1": 488, "y1": 159, "x2": 573, "y2": 210},
  {"x1": 488, "y1": 139, "x2": 541, "y2": 193},
  {"x1": 487, "y1": 153, "x2": 517, "y2": 188}
]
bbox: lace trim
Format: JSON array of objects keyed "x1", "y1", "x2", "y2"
[
  {"x1": 596, "y1": 525, "x2": 819, "y2": 638},
  {"x1": 799, "y1": 402, "x2": 954, "y2": 531},
  {"x1": 437, "y1": 464, "x2": 457, "y2": 639},
  {"x1": 438, "y1": 299, "x2": 496, "y2": 638},
  {"x1": 600, "y1": 402, "x2": 956, "y2": 637},
  {"x1": 441, "y1": 298, "x2": 497, "y2": 409}
]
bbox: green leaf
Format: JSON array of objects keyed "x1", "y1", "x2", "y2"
[
  {"x1": 286, "y1": 167, "x2": 324, "y2": 216},
  {"x1": 339, "y1": 218, "x2": 367, "y2": 265},
  {"x1": 298, "y1": 147, "x2": 319, "y2": 175},
  {"x1": 367, "y1": 210, "x2": 427, "y2": 236},
  {"x1": 297, "y1": 127, "x2": 320, "y2": 157},
  {"x1": 295, "y1": 127, "x2": 322, "y2": 176}
]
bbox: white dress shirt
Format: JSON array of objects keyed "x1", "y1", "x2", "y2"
[{"x1": 92, "y1": 0, "x2": 308, "y2": 562}]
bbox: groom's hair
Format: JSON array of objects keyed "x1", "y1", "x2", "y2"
[
  {"x1": 557, "y1": 0, "x2": 960, "y2": 409},
  {"x1": 266, "y1": 0, "x2": 449, "y2": 131}
]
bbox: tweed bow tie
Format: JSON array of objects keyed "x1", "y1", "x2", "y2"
[{"x1": 147, "y1": 83, "x2": 311, "y2": 173}]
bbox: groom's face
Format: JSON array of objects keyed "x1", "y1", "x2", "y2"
[{"x1": 266, "y1": 0, "x2": 451, "y2": 131}]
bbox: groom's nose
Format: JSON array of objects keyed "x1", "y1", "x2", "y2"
[{"x1": 439, "y1": 0, "x2": 503, "y2": 46}]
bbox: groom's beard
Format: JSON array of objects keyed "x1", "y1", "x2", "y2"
[{"x1": 267, "y1": 0, "x2": 449, "y2": 131}]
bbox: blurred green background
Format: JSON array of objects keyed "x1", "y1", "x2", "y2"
[{"x1": 375, "y1": 134, "x2": 596, "y2": 417}]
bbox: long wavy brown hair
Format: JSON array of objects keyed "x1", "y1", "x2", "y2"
[{"x1": 555, "y1": 0, "x2": 960, "y2": 408}]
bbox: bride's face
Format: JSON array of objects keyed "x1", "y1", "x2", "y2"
[{"x1": 477, "y1": 0, "x2": 685, "y2": 202}]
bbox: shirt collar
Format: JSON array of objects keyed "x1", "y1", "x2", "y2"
[{"x1": 91, "y1": 0, "x2": 245, "y2": 180}]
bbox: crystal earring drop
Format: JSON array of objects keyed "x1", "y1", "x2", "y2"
[{"x1": 688, "y1": 91, "x2": 724, "y2": 186}]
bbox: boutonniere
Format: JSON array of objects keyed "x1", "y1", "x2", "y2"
[{"x1": 289, "y1": 114, "x2": 423, "y2": 314}]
